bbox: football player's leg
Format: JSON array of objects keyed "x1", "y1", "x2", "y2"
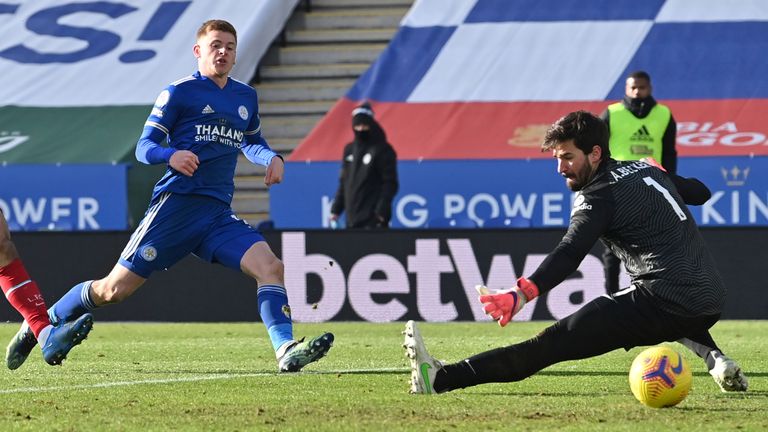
[
  {"x1": 241, "y1": 241, "x2": 335, "y2": 372},
  {"x1": 9, "y1": 193, "x2": 190, "y2": 368},
  {"x1": 1, "y1": 214, "x2": 54, "y2": 368},
  {"x1": 215, "y1": 234, "x2": 333, "y2": 372},
  {"x1": 403, "y1": 320, "x2": 443, "y2": 394},
  {"x1": 45, "y1": 191, "x2": 190, "y2": 326},
  {"x1": 211, "y1": 231, "x2": 295, "y2": 353},
  {"x1": 81, "y1": 190, "x2": 199, "y2": 315},
  {"x1": 431, "y1": 295, "x2": 630, "y2": 393},
  {"x1": 9, "y1": 265, "x2": 147, "y2": 368},
  {"x1": 431, "y1": 288, "x2": 699, "y2": 394},
  {"x1": 241, "y1": 242, "x2": 295, "y2": 353},
  {"x1": 677, "y1": 333, "x2": 720, "y2": 369},
  {"x1": 681, "y1": 331, "x2": 748, "y2": 392}
]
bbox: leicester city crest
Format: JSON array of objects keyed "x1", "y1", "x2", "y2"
[{"x1": 140, "y1": 245, "x2": 158, "y2": 262}]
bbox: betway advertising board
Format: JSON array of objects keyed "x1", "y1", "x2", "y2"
[
  {"x1": 270, "y1": 156, "x2": 768, "y2": 228},
  {"x1": 0, "y1": 164, "x2": 128, "y2": 230},
  {"x1": 6, "y1": 228, "x2": 764, "y2": 322}
]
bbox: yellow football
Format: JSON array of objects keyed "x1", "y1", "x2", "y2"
[{"x1": 629, "y1": 346, "x2": 692, "y2": 408}]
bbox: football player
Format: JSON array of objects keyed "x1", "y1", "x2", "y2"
[{"x1": 405, "y1": 111, "x2": 746, "y2": 394}]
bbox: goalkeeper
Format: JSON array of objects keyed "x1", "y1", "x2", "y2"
[{"x1": 404, "y1": 111, "x2": 747, "y2": 395}]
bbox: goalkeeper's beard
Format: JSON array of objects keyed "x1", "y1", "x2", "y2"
[{"x1": 565, "y1": 162, "x2": 596, "y2": 191}]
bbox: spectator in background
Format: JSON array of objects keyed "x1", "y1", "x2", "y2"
[
  {"x1": 330, "y1": 102, "x2": 399, "y2": 228},
  {"x1": 600, "y1": 72, "x2": 746, "y2": 391}
]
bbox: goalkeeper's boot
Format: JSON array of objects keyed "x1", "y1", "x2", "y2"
[
  {"x1": 709, "y1": 355, "x2": 748, "y2": 392},
  {"x1": 6, "y1": 322, "x2": 37, "y2": 370},
  {"x1": 277, "y1": 332, "x2": 334, "y2": 372},
  {"x1": 403, "y1": 320, "x2": 443, "y2": 394}
]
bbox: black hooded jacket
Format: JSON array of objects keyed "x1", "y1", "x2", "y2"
[{"x1": 331, "y1": 121, "x2": 399, "y2": 228}]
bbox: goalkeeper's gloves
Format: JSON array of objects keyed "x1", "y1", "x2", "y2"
[{"x1": 476, "y1": 277, "x2": 540, "y2": 327}]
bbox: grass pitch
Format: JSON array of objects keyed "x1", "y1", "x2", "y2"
[{"x1": 0, "y1": 321, "x2": 764, "y2": 431}]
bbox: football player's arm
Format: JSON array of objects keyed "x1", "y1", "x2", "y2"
[
  {"x1": 670, "y1": 174, "x2": 711, "y2": 206},
  {"x1": 241, "y1": 111, "x2": 278, "y2": 166},
  {"x1": 136, "y1": 128, "x2": 175, "y2": 164},
  {"x1": 642, "y1": 156, "x2": 710, "y2": 205},
  {"x1": 241, "y1": 138, "x2": 283, "y2": 186},
  {"x1": 241, "y1": 111, "x2": 283, "y2": 186},
  {"x1": 136, "y1": 87, "x2": 199, "y2": 176},
  {"x1": 478, "y1": 195, "x2": 613, "y2": 327},
  {"x1": 136, "y1": 87, "x2": 180, "y2": 165},
  {"x1": 528, "y1": 196, "x2": 613, "y2": 293}
]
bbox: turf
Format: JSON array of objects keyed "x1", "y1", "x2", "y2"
[{"x1": 0, "y1": 321, "x2": 764, "y2": 431}]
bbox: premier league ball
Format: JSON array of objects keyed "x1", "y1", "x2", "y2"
[{"x1": 629, "y1": 346, "x2": 692, "y2": 408}]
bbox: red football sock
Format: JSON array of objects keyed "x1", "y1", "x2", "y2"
[{"x1": 0, "y1": 259, "x2": 51, "y2": 338}]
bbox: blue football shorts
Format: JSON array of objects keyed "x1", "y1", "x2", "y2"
[{"x1": 118, "y1": 192, "x2": 265, "y2": 278}]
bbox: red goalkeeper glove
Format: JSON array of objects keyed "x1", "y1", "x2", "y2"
[{"x1": 476, "y1": 278, "x2": 540, "y2": 327}]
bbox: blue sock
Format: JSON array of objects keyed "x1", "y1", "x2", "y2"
[
  {"x1": 48, "y1": 280, "x2": 97, "y2": 325},
  {"x1": 257, "y1": 284, "x2": 294, "y2": 352}
]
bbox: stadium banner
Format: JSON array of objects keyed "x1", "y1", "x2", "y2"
[
  {"x1": 290, "y1": 0, "x2": 768, "y2": 162},
  {"x1": 293, "y1": 99, "x2": 768, "y2": 162},
  {"x1": 0, "y1": 164, "x2": 128, "y2": 230},
  {"x1": 270, "y1": 155, "x2": 768, "y2": 229},
  {"x1": 4, "y1": 228, "x2": 766, "y2": 322},
  {"x1": 0, "y1": 0, "x2": 298, "y2": 107},
  {"x1": 0, "y1": 106, "x2": 149, "y2": 163}
]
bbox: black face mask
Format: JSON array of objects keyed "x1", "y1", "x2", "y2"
[
  {"x1": 354, "y1": 129, "x2": 370, "y2": 141},
  {"x1": 627, "y1": 96, "x2": 651, "y2": 109}
]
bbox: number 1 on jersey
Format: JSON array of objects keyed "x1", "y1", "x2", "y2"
[{"x1": 643, "y1": 177, "x2": 687, "y2": 221}]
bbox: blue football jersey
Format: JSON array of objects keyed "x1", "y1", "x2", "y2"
[{"x1": 137, "y1": 71, "x2": 278, "y2": 204}]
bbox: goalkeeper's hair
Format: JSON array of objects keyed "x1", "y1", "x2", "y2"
[
  {"x1": 541, "y1": 110, "x2": 610, "y2": 160},
  {"x1": 197, "y1": 19, "x2": 237, "y2": 43}
]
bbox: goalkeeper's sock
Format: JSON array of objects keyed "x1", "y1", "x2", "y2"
[
  {"x1": 433, "y1": 359, "x2": 479, "y2": 393},
  {"x1": 257, "y1": 284, "x2": 294, "y2": 352},
  {"x1": 438, "y1": 340, "x2": 550, "y2": 392},
  {"x1": 0, "y1": 258, "x2": 51, "y2": 338},
  {"x1": 49, "y1": 280, "x2": 97, "y2": 324},
  {"x1": 677, "y1": 336, "x2": 721, "y2": 370}
]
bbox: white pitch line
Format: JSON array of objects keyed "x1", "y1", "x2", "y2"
[{"x1": 0, "y1": 367, "x2": 408, "y2": 395}]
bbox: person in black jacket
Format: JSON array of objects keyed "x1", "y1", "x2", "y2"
[
  {"x1": 330, "y1": 102, "x2": 398, "y2": 229},
  {"x1": 404, "y1": 111, "x2": 747, "y2": 395}
]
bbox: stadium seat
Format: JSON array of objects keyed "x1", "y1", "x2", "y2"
[
  {"x1": 483, "y1": 215, "x2": 531, "y2": 228},
  {"x1": 427, "y1": 216, "x2": 478, "y2": 228}
]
